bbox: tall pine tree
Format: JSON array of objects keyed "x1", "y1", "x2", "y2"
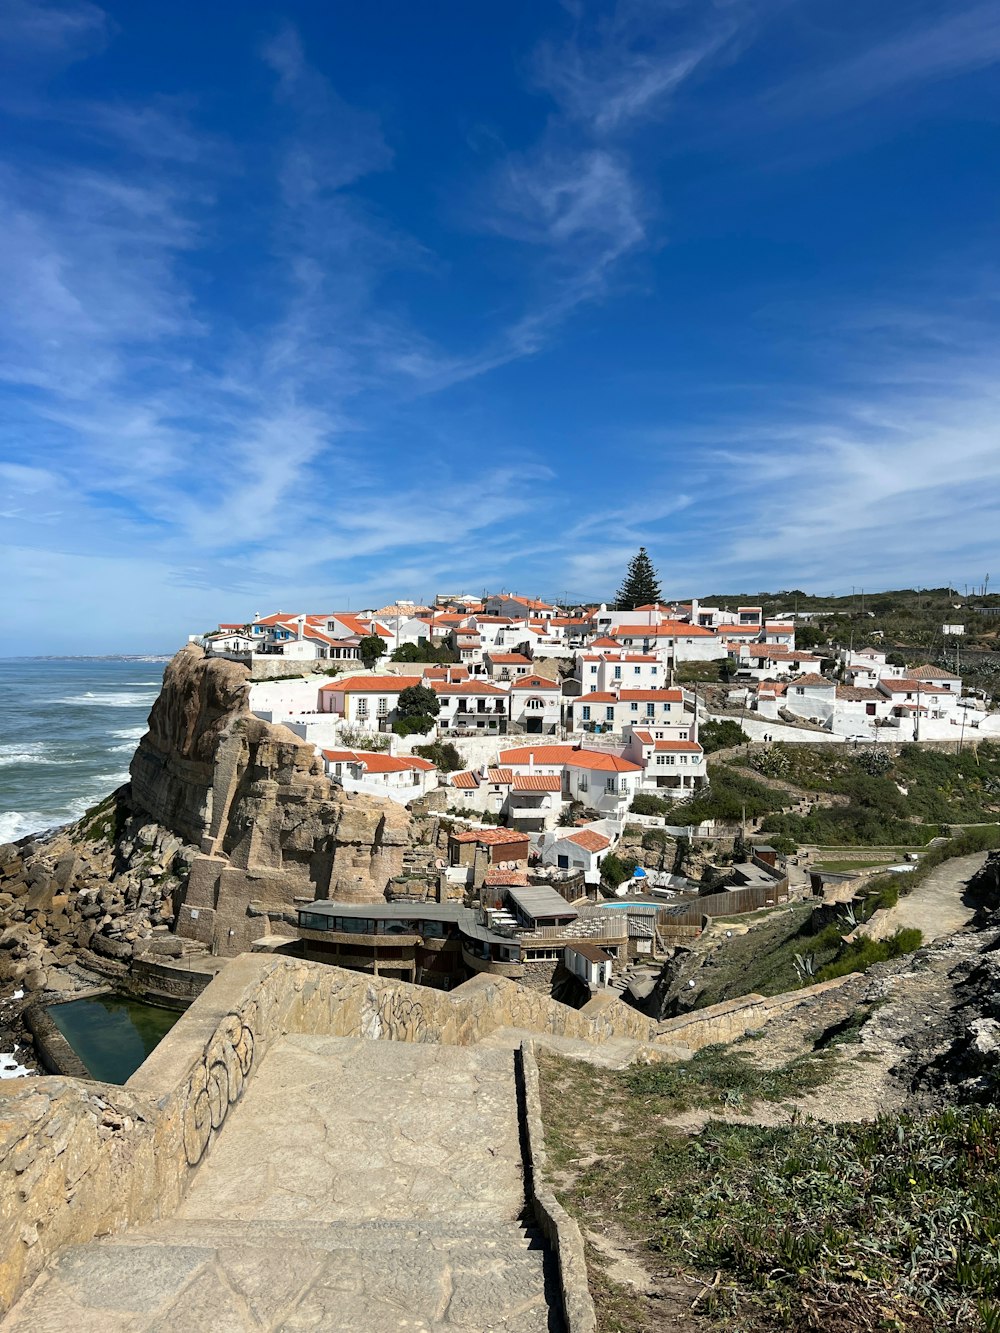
[{"x1": 615, "y1": 547, "x2": 662, "y2": 611}]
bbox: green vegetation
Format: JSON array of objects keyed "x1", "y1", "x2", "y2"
[
  {"x1": 615, "y1": 546, "x2": 661, "y2": 611},
  {"x1": 625, "y1": 1043, "x2": 835, "y2": 1110},
  {"x1": 412, "y1": 740, "x2": 462, "y2": 772},
  {"x1": 540, "y1": 1049, "x2": 1000, "y2": 1332},
  {"x1": 674, "y1": 657, "x2": 730, "y2": 684},
  {"x1": 670, "y1": 764, "x2": 785, "y2": 827},
  {"x1": 357, "y1": 633, "x2": 386, "y2": 670},
  {"x1": 815, "y1": 926, "x2": 923, "y2": 981},
  {"x1": 79, "y1": 792, "x2": 127, "y2": 844},
  {"x1": 390, "y1": 641, "x2": 459, "y2": 663},
  {"x1": 699, "y1": 719, "x2": 750, "y2": 753},
  {"x1": 599, "y1": 852, "x2": 631, "y2": 889}
]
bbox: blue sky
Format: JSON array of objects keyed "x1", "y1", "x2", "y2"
[{"x1": 2, "y1": 0, "x2": 999, "y2": 654}]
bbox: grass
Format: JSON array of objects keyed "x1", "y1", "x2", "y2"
[
  {"x1": 539, "y1": 1050, "x2": 1000, "y2": 1332},
  {"x1": 812, "y1": 857, "x2": 902, "y2": 872}
]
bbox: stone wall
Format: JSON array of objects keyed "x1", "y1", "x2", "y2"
[{"x1": 0, "y1": 955, "x2": 853, "y2": 1314}]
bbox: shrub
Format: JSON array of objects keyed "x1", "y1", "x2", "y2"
[
  {"x1": 397, "y1": 684, "x2": 441, "y2": 720},
  {"x1": 600, "y1": 853, "x2": 630, "y2": 889},
  {"x1": 700, "y1": 720, "x2": 750, "y2": 753},
  {"x1": 413, "y1": 741, "x2": 462, "y2": 772},
  {"x1": 392, "y1": 715, "x2": 436, "y2": 737},
  {"x1": 358, "y1": 634, "x2": 387, "y2": 670},
  {"x1": 630, "y1": 792, "x2": 669, "y2": 817},
  {"x1": 816, "y1": 926, "x2": 923, "y2": 981}
]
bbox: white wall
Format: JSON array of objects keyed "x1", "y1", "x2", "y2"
[{"x1": 249, "y1": 676, "x2": 326, "y2": 720}]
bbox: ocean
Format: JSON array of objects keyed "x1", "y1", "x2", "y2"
[{"x1": 0, "y1": 658, "x2": 167, "y2": 844}]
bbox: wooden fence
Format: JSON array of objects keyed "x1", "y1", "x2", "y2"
[{"x1": 657, "y1": 877, "x2": 789, "y2": 929}]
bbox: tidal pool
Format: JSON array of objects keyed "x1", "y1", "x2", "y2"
[{"x1": 47, "y1": 992, "x2": 181, "y2": 1083}]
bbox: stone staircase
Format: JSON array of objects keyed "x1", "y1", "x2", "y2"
[{"x1": 3, "y1": 1037, "x2": 563, "y2": 1331}]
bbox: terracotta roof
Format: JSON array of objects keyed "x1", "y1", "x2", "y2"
[
  {"x1": 432, "y1": 680, "x2": 509, "y2": 696},
  {"x1": 631, "y1": 730, "x2": 654, "y2": 744},
  {"x1": 564, "y1": 829, "x2": 611, "y2": 852},
  {"x1": 788, "y1": 674, "x2": 832, "y2": 688},
  {"x1": 320, "y1": 749, "x2": 434, "y2": 774},
  {"x1": 905, "y1": 664, "x2": 961, "y2": 680},
  {"x1": 512, "y1": 674, "x2": 560, "y2": 691},
  {"x1": 450, "y1": 771, "x2": 479, "y2": 789},
  {"x1": 487, "y1": 768, "x2": 513, "y2": 785},
  {"x1": 589, "y1": 637, "x2": 622, "y2": 647},
  {"x1": 613, "y1": 622, "x2": 715, "y2": 637},
  {"x1": 653, "y1": 740, "x2": 703, "y2": 752},
  {"x1": 617, "y1": 688, "x2": 683, "y2": 702},
  {"x1": 450, "y1": 828, "x2": 530, "y2": 845},
  {"x1": 879, "y1": 679, "x2": 949, "y2": 694},
  {"x1": 499, "y1": 745, "x2": 643, "y2": 774},
  {"x1": 511, "y1": 774, "x2": 562, "y2": 792},
  {"x1": 319, "y1": 674, "x2": 422, "y2": 693},
  {"x1": 574, "y1": 692, "x2": 618, "y2": 703},
  {"x1": 836, "y1": 686, "x2": 882, "y2": 701},
  {"x1": 487, "y1": 653, "x2": 532, "y2": 664},
  {"x1": 484, "y1": 869, "x2": 530, "y2": 886}
]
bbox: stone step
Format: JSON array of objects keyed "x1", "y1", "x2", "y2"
[{"x1": 4, "y1": 1226, "x2": 560, "y2": 1332}]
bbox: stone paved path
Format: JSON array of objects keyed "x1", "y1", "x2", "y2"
[{"x1": 3, "y1": 1037, "x2": 563, "y2": 1331}]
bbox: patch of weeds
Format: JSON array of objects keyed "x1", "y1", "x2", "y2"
[
  {"x1": 625, "y1": 1043, "x2": 836, "y2": 1111},
  {"x1": 816, "y1": 926, "x2": 923, "y2": 982}
]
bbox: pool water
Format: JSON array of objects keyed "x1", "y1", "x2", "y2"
[{"x1": 48, "y1": 993, "x2": 181, "y2": 1084}]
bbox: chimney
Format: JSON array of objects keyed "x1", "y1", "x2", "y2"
[{"x1": 528, "y1": 753, "x2": 534, "y2": 773}]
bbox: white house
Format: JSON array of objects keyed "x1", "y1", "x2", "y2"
[
  {"x1": 569, "y1": 687, "x2": 686, "y2": 735},
  {"x1": 431, "y1": 680, "x2": 510, "y2": 733},
  {"x1": 484, "y1": 652, "x2": 534, "y2": 682},
  {"x1": 625, "y1": 731, "x2": 707, "y2": 798},
  {"x1": 730, "y1": 645, "x2": 824, "y2": 681},
  {"x1": 537, "y1": 826, "x2": 615, "y2": 884},
  {"x1": 903, "y1": 664, "x2": 962, "y2": 694},
  {"x1": 509, "y1": 674, "x2": 563, "y2": 735},
  {"x1": 320, "y1": 749, "x2": 438, "y2": 805},
  {"x1": 499, "y1": 745, "x2": 644, "y2": 820},
  {"x1": 575, "y1": 651, "x2": 665, "y2": 693},
  {"x1": 318, "y1": 673, "x2": 423, "y2": 725}
]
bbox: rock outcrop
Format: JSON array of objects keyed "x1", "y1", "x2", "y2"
[
  {"x1": 0, "y1": 645, "x2": 422, "y2": 1011},
  {"x1": 132, "y1": 645, "x2": 416, "y2": 953}
]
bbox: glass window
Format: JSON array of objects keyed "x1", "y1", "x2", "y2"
[
  {"x1": 646, "y1": 703, "x2": 655, "y2": 716},
  {"x1": 582, "y1": 706, "x2": 591, "y2": 721},
  {"x1": 605, "y1": 706, "x2": 614, "y2": 721}
]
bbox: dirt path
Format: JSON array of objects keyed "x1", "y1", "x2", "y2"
[{"x1": 866, "y1": 851, "x2": 987, "y2": 943}]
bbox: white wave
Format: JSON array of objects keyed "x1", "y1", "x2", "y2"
[
  {"x1": 110, "y1": 743, "x2": 139, "y2": 754},
  {"x1": 58, "y1": 692, "x2": 157, "y2": 708},
  {"x1": 0, "y1": 750, "x2": 59, "y2": 767},
  {"x1": 112, "y1": 726, "x2": 146, "y2": 741},
  {"x1": 93, "y1": 771, "x2": 130, "y2": 787},
  {"x1": 0, "y1": 1053, "x2": 31, "y2": 1080},
  {"x1": 0, "y1": 810, "x2": 49, "y2": 841}
]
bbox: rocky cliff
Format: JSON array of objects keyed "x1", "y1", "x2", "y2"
[
  {"x1": 0, "y1": 646, "x2": 423, "y2": 1022},
  {"x1": 131, "y1": 645, "x2": 416, "y2": 953}
]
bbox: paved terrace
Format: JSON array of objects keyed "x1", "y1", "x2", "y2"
[{"x1": 4, "y1": 1036, "x2": 562, "y2": 1331}]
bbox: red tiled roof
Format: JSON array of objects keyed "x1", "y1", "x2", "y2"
[
  {"x1": 511, "y1": 774, "x2": 562, "y2": 792},
  {"x1": 879, "y1": 679, "x2": 949, "y2": 694},
  {"x1": 905, "y1": 664, "x2": 961, "y2": 680},
  {"x1": 450, "y1": 828, "x2": 530, "y2": 845},
  {"x1": 613, "y1": 622, "x2": 715, "y2": 638},
  {"x1": 512, "y1": 674, "x2": 560, "y2": 691},
  {"x1": 653, "y1": 740, "x2": 703, "y2": 752},
  {"x1": 320, "y1": 749, "x2": 434, "y2": 774},
  {"x1": 319, "y1": 674, "x2": 422, "y2": 693},
  {"x1": 564, "y1": 829, "x2": 611, "y2": 852},
  {"x1": 487, "y1": 768, "x2": 513, "y2": 785},
  {"x1": 788, "y1": 674, "x2": 832, "y2": 687},
  {"x1": 574, "y1": 692, "x2": 618, "y2": 703},
  {"x1": 617, "y1": 689, "x2": 683, "y2": 702},
  {"x1": 484, "y1": 869, "x2": 530, "y2": 886},
  {"x1": 450, "y1": 771, "x2": 479, "y2": 789},
  {"x1": 500, "y1": 745, "x2": 643, "y2": 774},
  {"x1": 487, "y1": 653, "x2": 532, "y2": 664}
]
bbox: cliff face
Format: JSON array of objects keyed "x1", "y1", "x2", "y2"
[{"x1": 129, "y1": 645, "x2": 415, "y2": 955}]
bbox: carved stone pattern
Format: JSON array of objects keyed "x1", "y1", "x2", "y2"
[{"x1": 180, "y1": 1011, "x2": 256, "y2": 1166}]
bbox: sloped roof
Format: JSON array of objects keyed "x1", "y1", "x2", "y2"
[{"x1": 564, "y1": 829, "x2": 611, "y2": 852}]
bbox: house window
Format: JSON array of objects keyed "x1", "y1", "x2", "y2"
[
  {"x1": 614, "y1": 666, "x2": 622, "y2": 679},
  {"x1": 646, "y1": 703, "x2": 655, "y2": 717},
  {"x1": 582, "y1": 706, "x2": 591, "y2": 721},
  {"x1": 557, "y1": 854, "x2": 569, "y2": 869},
  {"x1": 634, "y1": 666, "x2": 641, "y2": 675},
  {"x1": 866, "y1": 703, "x2": 876, "y2": 716},
  {"x1": 578, "y1": 774, "x2": 588, "y2": 792},
  {"x1": 356, "y1": 698, "x2": 368, "y2": 718},
  {"x1": 631, "y1": 702, "x2": 638, "y2": 712},
  {"x1": 605, "y1": 777, "x2": 617, "y2": 793},
  {"x1": 651, "y1": 666, "x2": 658, "y2": 675},
  {"x1": 656, "y1": 754, "x2": 674, "y2": 766},
  {"x1": 377, "y1": 697, "x2": 388, "y2": 717},
  {"x1": 590, "y1": 665, "x2": 598, "y2": 674},
  {"x1": 605, "y1": 706, "x2": 614, "y2": 721}
]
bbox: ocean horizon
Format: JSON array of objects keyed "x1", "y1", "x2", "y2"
[{"x1": 0, "y1": 657, "x2": 170, "y2": 843}]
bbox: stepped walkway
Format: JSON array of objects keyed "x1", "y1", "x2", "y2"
[{"x1": 3, "y1": 1037, "x2": 562, "y2": 1331}]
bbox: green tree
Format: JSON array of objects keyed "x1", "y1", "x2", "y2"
[
  {"x1": 358, "y1": 634, "x2": 387, "y2": 670},
  {"x1": 397, "y1": 684, "x2": 441, "y2": 720},
  {"x1": 615, "y1": 547, "x2": 662, "y2": 611},
  {"x1": 600, "y1": 853, "x2": 630, "y2": 889}
]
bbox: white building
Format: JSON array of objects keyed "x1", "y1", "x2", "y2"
[
  {"x1": 625, "y1": 731, "x2": 707, "y2": 799},
  {"x1": 568, "y1": 687, "x2": 686, "y2": 735},
  {"x1": 499, "y1": 745, "x2": 644, "y2": 820},
  {"x1": 537, "y1": 827, "x2": 615, "y2": 885},
  {"x1": 509, "y1": 674, "x2": 563, "y2": 735},
  {"x1": 432, "y1": 680, "x2": 510, "y2": 734},
  {"x1": 321, "y1": 749, "x2": 438, "y2": 805}
]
